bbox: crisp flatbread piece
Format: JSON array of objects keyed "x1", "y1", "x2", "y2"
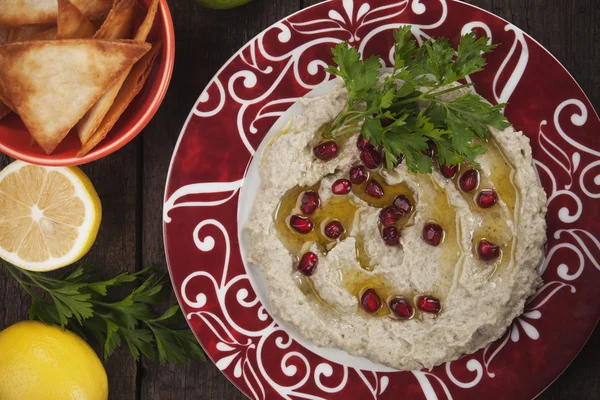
[
  {"x1": 76, "y1": 0, "x2": 137, "y2": 144},
  {"x1": 93, "y1": 0, "x2": 136, "y2": 40},
  {"x1": 0, "y1": 76, "x2": 14, "y2": 111},
  {"x1": 0, "y1": 23, "x2": 61, "y2": 124},
  {"x1": 56, "y1": 0, "x2": 96, "y2": 39},
  {"x1": 5, "y1": 25, "x2": 57, "y2": 42},
  {"x1": 0, "y1": 29, "x2": 9, "y2": 44},
  {"x1": 0, "y1": 39, "x2": 151, "y2": 154},
  {"x1": 78, "y1": 41, "x2": 162, "y2": 157},
  {"x1": 77, "y1": 0, "x2": 158, "y2": 145},
  {"x1": 0, "y1": 0, "x2": 112, "y2": 27},
  {"x1": 0, "y1": 101, "x2": 10, "y2": 121},
  {"x1": 133, "y1": 0, "x2": 159, "y2": 41}
]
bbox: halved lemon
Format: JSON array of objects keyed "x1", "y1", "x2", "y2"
[{"x1": 0, "y1": 160, "x2": 101, "y2": 272}]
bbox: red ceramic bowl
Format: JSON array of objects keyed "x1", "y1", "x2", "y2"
[{"x1": 0, "y1": 0, "x2": 175, "y2": 166}]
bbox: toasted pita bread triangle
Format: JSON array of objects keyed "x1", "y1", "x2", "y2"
[
  {"x1": 4, "y1": 25, "x2": 57, "y2": 43},
  {"x1": 56, "y1": 0, "x2": 96, "y2": 39},
  {"x1": 0, "y1": 0, "x2": 111, "y2": 27},
  {"x1": 0, "y1": 78, "x2": 13, "y2": 122},
  {"x1": 0, "y1": 29, "x2": 9, "y2": 44},
  {"x1": 0, "y1": 76, "x2": 14, "y2": 111},
  {"x1": 78, "y1": 41, "x2": 162, "y2": 157},
  {"x1": 133, "y1": 0, "x2": 159, "y2": 41},
  {"x1": 0, "y1": 101, "x2": 10, "y2": 121},
  {"x1": 0, "y1": 39, "x2": 151, "y2": 154},
  {"x1": 94, "y1": 0, "x2": 136, "y2": 40},
  {"x1": 77, "y1": 0, "x2": 158, "y2": 145}
]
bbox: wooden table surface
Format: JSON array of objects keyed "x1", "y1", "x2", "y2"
[{"x1": 1, "y1": 0, "x2": 598, "y2": 399}]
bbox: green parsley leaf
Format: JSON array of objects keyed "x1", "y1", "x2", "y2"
[
  {"x1": 323, "y1": 25, "x2": 509, "y2": 173},
  {"x1": 453, "y1": 32, "x2": 497, "y2": 79},
  {"x1": 326, "y1": 43, "x2": 380, "y2": 101},
  {"x1": 4, "y1": 262, "x2": 205, "y2": 365}
]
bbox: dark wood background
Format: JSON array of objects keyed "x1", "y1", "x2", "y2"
[{"x1": 1, "y1": 0, "x2": 598, "y2": 399}]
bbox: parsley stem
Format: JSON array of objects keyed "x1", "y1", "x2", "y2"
[
  {"x1": 341, "y1": 113, "x2": 365, "y2": 126},
  {"x1": 335, "y1": 126, "x2": 362, "y2": 137},
  {"x1": 427, "y1": 83, "x2": 473, "y2": 98},
  {"x1": 4, "y1": 264, "x2": 38, "y2": 299},
  {"x1": 17, "y1": 267, "x2": 52, "y2": 293},
  {"x1": 394, "y1": 83, "x2": 474, "y2": 106}
]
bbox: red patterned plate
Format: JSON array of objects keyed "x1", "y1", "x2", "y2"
[{"x1": 163, "y1": 1, "x2": 600, "y2": 398}]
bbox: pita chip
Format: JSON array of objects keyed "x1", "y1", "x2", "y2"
[
  {"x1": 77, "y1": 0, "x2": 158, "y2": 145},
  {"x1": 0, "y1": 76, "x2": 13, "y2": 121},
  {"x1": 94, "y1": 0, "x2": 136, "y2": 40},
  {"x1": 133, "y1": 0, "x2": 159, "y2": 41},
  {"x1": 79, "y1": 41, "x2": 162, "y2": 157},
  {"x1": 0, "y1": 59, "x2": 13, "y2": 120},
  {"x1": 0, "y1": 26, "x2": 58, "y2": 132},
  {"x1": 0, "y1": 29, "x2": 8, "y2": 44},
  {"x1": 0, "y1": 0, "x2": 112, "y2": 27},
  {"x1": 5, "y1": 25, "x2": 57, "y2": 42},
  {"x1": 0, "y1": 75, "x2": 14, "y2": 111},
  {"x1": 56, "y1": 0, "x2": 95, "y2": 39},
  {"x1": 0, "y1": 39, "x2": 151, "y2": 154},
  {"x1": 0, "y1": 101, "x2": 10, "y2": 121}
]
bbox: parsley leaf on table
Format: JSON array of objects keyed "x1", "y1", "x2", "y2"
[
  {"x1": 324, "y1": 25, "x2": 509, "y2": 173},
  {"x1": 4, "y1": 263, "x2": 206, "y2": 364}
]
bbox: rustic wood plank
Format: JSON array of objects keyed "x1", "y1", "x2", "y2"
[
  {"x1": 0, "y1": 143, "x2": 141, "y2": 400},
  {"x1": 138, "y1": 0, "x2": 302, "y2": 399},
  {"x1": 80, "y1": 147, "x2": 141, "y2": 400}
]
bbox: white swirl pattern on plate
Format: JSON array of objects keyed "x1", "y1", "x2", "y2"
[{"x1": 164, "y1": 0, "x2": 599, "y2": 398}]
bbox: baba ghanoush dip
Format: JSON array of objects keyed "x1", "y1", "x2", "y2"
[{"x1": 245, "y1": 76, "x2": 547, "y2": 370}]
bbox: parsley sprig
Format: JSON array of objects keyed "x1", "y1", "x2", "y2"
[
  {"x1": 5, "y1": 263, "x2": 205, "y2": 364},
  {"x1": 324, "y1": 25, "x2": 510, "y2": 173}
]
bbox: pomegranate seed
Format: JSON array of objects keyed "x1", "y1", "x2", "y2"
[
  {"x1": 380, "y1": 206, "x2": 401, "y2": 227},
  {"x1": 382, "y1": 226, "x2": 400, "y2": 246},
  {"x1": 349, "y1": 165, "x2": 368, "y2": 184},
  {"x1": 478, "y1": 239, "x2": 500, "y2": 261},
  {"x1": 289, "y1": 215, "x2": 313, "y2": 234},
  {"x1": 297, "y1": 252, "x2": 318, "y2": 276},
  {"x1": 300, "y1": 191, "x2": 320, "y2": 215},
  {"x1": 440, "y1": 163, "x2": 458, "y2": 178},
  {"x1": 356, "y1": 134, "x2": 374, "y2": 151},
  {"x1": 360, "y1": 148, "x2": 382, "y2": 169},
  {"x1": 459, "y1": 169, "x2": 479, "y2": 192},
  {"x1": 365, "y1": 179, "x2": 384, "y2": 198},
  {"x1": 332, "y1": 179, "x2": 352, "y2": 195},
  {"x1": 389, "y1": 296, "x2": 414, "y2": 319},
  {"x1": 417, "y1": 295, "x2": 441, "y2": 314},
  {"x1": 313, "y1": 141, "x2": 339, "y2": 161},
  {"x1": 422, "y1": 223, "x2": 444, "y2": 246},
  {"x1": 393, "y1": 195, "x2": 412, "y2": 214},
  {"x1": 477, "y1": 190, "x2": 498, "y2": 208},
  {"x1": 324, "y1": 220, "x2": 343, "y2": 239},
  {"x1": 360, "y1": 288, "x2": 382, "y2": 314}
]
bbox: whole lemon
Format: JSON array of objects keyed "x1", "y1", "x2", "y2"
[{"x1": 0, "y1": 321, "x2": 108, "y2": 400}]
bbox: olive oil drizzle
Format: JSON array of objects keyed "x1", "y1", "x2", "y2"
[
  {"x1": 272, "y1": 138, "x2": 517, "y2": 319},
  {"x1": 451, "y1": 139, "x2": 519, "y2": 277},
  {"x1": 415, "y1": 174, "x2": 464, "y2": 300}
]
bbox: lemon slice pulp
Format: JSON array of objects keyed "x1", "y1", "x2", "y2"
[{"x1": 0, "y1": 160, "x2": 101, "y2": 271}]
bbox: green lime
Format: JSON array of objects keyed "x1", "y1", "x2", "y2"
[{"x1": 193, "y1": 0, "x2": 252, "y2": 9}]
